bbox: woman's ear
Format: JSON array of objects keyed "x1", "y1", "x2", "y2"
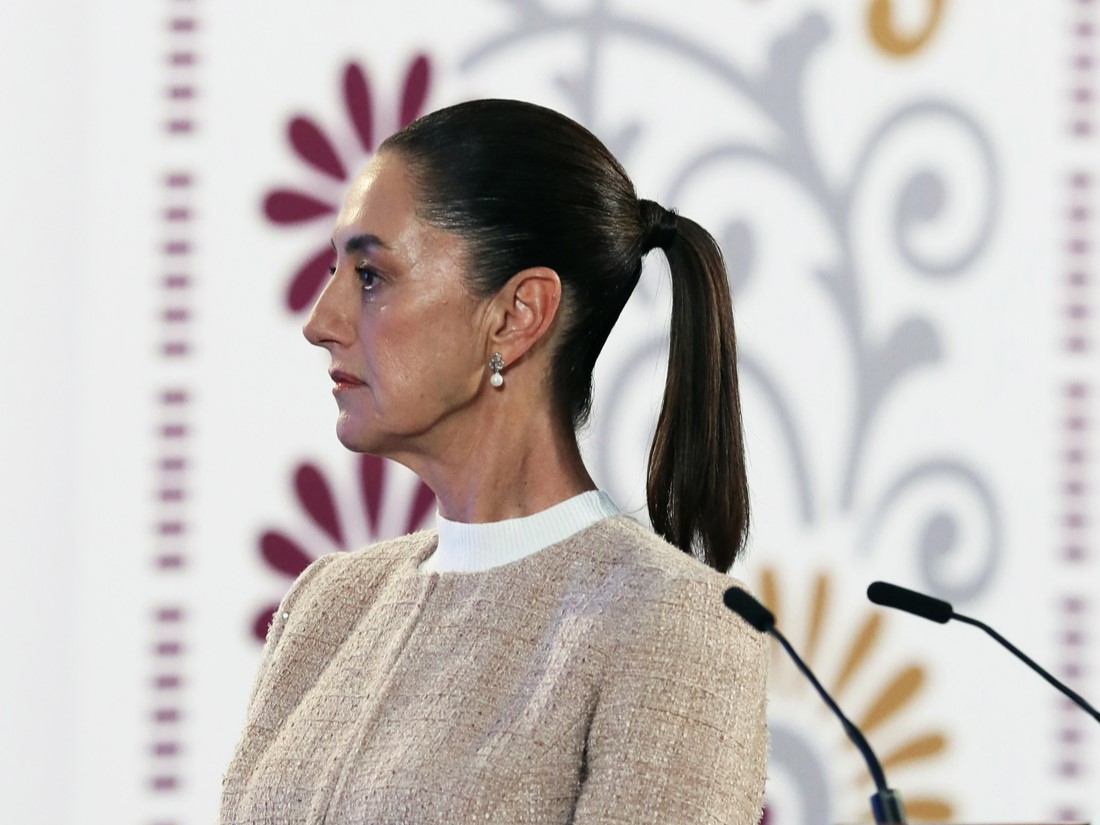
[{"x1": 487, "y1": 266, "x2": 562, "y2": 364}]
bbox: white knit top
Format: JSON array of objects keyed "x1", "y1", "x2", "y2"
[{"x1": 422, "y1": 489, "x2": 622, "y2": 573}]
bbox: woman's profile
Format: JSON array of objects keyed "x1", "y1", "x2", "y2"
[{"x1": 219, "y1": 98, "x2": 767, "y2": 825}]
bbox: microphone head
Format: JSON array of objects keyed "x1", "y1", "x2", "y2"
[
  {"x1": 723, "y1": 587, "x2": 776, "y2": 633},
  {"x1": 867, "y1": 581, "x2": 953, "y2": 624}
]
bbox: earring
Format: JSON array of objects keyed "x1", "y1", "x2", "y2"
[{"x1": 489, "y1": 352, "x2": 505, "y2": 388}]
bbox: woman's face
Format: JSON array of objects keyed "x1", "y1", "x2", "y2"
[{"x1": 303, "y1": 151, "x2": 491, "y2": 459}]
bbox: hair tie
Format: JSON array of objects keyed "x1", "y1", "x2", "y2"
[{"x1": 639, "y1": 199, "x2": 679, "y2": 253}]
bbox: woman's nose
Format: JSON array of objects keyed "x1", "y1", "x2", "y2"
[{"x1": 302, "y1": 269, "x2": 352, "y2": 348}]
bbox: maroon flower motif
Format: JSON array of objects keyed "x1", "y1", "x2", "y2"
[
  {"x1": 263, "y1": 55, "x2": 432, "y2": 313},
  {"x1": 252, "y1": 454, "x2": 437, "y2": 641}
]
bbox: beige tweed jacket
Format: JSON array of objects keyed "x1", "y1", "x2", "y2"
[{"x1": 219, "y1": 515, "x2": 768, "y2": 824}]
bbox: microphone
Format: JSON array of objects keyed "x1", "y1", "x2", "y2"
[
  {"x1": 868, "y1": 581, "x2": 1100, "y2": 724},
  {"x1": 866, "y1": 581, "x2": 952, "y2": 624},
  {"x1": 723, "y1": 587, "x2": 907, "y2": 824}
]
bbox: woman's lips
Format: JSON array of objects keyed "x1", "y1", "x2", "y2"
[{"x1": 329, "y1": 369, "x2": 366, "y2": 391}]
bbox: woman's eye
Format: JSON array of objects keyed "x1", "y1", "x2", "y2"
[{"x1": 356, "y1": 265, "x2": 379, "y2": 291}]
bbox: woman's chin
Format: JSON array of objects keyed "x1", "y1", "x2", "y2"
[
  {"x1": 335, "y1": 415, "x2": 373, "y2": 453},
  {"x1": 335, "y1": 415, "x2": 395, "y2": 456}
]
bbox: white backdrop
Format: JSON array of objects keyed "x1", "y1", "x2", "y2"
[{"x1": 2, "y1": 1, "x2": 1097, "y2": 823}]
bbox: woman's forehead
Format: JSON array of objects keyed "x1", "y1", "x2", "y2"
[
  {"x1": 333, "y1": 153, "x2": 414, "y2": 248},
  {"x1": 331, "y1": 154, "x2": 468, "y2": 276}
]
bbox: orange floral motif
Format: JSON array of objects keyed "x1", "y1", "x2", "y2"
[
  {"x1": 867, "y1": 0, "x2": 947, "y2": 57},
  {"x1": 756, "y1": 567, "x2": 953, "y2": 822}
]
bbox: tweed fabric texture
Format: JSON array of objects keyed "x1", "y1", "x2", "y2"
[{"x1": 219, "y1": 515, "x2": 768, "y2": 824}]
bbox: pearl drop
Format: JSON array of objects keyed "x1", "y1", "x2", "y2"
[{"x1": 490, "y1": 372, "x2": 504, "y2": 388}]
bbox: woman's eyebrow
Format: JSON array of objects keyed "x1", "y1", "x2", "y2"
[{"x1": 331, "y1": 233, "x2": 390, "y2": 255}]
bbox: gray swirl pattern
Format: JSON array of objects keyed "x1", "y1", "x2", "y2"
[{"x1": 459, "y1": 4, "x2": 1004, "y2": 821}]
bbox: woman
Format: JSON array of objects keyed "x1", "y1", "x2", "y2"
[{"x1": 219, "y1": 99, "x2": 767, "y2": 824}]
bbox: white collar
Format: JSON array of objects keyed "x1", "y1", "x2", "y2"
[{"x1": 420, "y1": 490, "x2": 621, "y2": 573}]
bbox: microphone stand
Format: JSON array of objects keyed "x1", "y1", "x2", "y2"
[
  {"x1": 724, "y1": 587, "x2": 907, "y2": 824},
  {"x1": 952, "y1": 613, "x2": 1100, "y2": 723},
  {"x1": 769, "y1": 628, "x2": 907, "y2": 824},
  {"x1": 868, "y1": 581, "x2": 1100, "y2": 724}
]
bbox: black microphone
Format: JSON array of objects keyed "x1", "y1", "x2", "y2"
[
  {"x1": 867, "y1": 581, "x2": 952, "y2": 624},
  {"x1": 723, "y1": 587, "x2": 907, "y2": 824},
  {"x1": 868, "y1": 581, "x2": 1100, "y2": 724}
]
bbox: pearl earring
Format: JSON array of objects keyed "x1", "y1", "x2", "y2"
[{"x1": 489, "y1": 352, "x2": 505, "y2": 388}]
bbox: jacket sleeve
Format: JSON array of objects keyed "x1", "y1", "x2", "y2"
[
  {"x1": 244, "y1": 551, "x2": 341, "y2": 711},
  {"x1": 219, "y1": 552, "x2": 343, "y2": 819},
  {"x1": 572, "y1": 574, "x2": 769, "y2": 825}
]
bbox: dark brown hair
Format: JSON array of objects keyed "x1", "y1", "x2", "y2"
[{"x1": 382, "y1": 99, "x2": 748, "y2": 571}]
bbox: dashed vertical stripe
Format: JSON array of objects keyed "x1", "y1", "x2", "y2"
[
  {"x1": 1072, "y1": 1, "x2": 1096, "y2": 137},
  {"x1": 1057, "y1": 0, "x2": 1095, "y2": 816},
  {"x1": 165, "y1": 5, "x2": 198, "y2": 134},
  {"x1": 150, "y1": 0, "x2": 198, "y2": 818},
  {"x1": 1067, "y1": 173, "x2": 1091, "y2": 352}
]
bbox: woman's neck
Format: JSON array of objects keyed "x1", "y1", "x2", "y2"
[{"x1": 390, "y1": 395, "x2": 595, "y2": 523}]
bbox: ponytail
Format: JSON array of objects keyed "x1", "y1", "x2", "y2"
[{"x1": 640, "y1": 201, "x2": 749, "y2": 572}]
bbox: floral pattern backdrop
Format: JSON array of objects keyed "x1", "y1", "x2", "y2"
[{"x1": 2, "y1": 1, "x2": 1096, "y2": 823}]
